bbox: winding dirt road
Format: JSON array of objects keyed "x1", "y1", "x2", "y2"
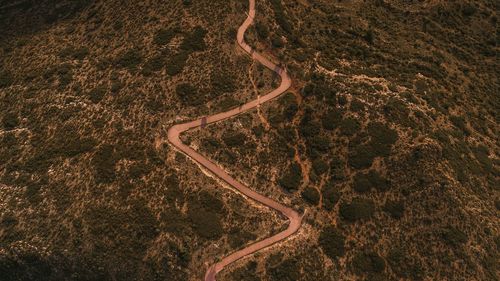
[{"x1": 167, "y1": 0, "x2": 302, "y2": 280}]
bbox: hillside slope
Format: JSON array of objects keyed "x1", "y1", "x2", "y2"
[{"x1": 1, "y1": 0, "x2": 498, "y2": 280}]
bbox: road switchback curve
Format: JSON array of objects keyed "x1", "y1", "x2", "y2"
[{"x1": 167, "y1": 0, "x2": 302, "y2": 280}]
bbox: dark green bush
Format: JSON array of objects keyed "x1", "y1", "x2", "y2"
[
  {"x1": 271, "y1": 34, "x2": 284, "y2": 48},
  {"x1": 210, "y1": 70, "x2": 236, "y2": 95},
  {"x1": 383, "y1": 97, "x2": 411, "y2": 127},
  {"x1": 217, "y1": 97, "x2": 239, "y2": 111},
  {"x1": 329, "y1": 156, "x2": 346, "y2": 180},
  {"x1": 322, "y1": 110, "x2": 342, "y2": 130},
  {"x1": 351, "y1": 251, "x2": 385, "y2": 275},
  {"x1": 0, "y1": 71, "x2": 13, "y2": 88},
  {"x1": 141, "y1": 55, "x2": 164, "y2": 76},
  {"x1": 269, "y1": 0, "x2": 292, "y2": 33},
  {"x1": 363, "y1": 29, "x2": 375, "y2": 44},
  {"x1": 340, "y1": 198, "x2": 375, "y2": 222},
  {"x1": 89, "y1": 85, "x2": 107, "y2": 104},
  {"x1": 166, "y1": 52, "x2": 189, "y2": 76},
  {"x1": 279, "y1": 163, "x2": 302, "y2": 192},
  {"x1": 307, "y1": 135, "x2": 331, "y2": 153},
  {"x1": 340, "y1": 117, "x2": 360, "y2": 136},
  {"x1": 116, "y1": 49, "x2": 143, "y2": 70},
  {"x1": 280, "y1": 93, "x2": 298, "y2": 121},
  {"x1": 388, "y1": 248, "x2": 424, "y2": 280},
  {"x1": 367, "y1": 122, "x2": 398, "y2": 157},
  {"x1": 301, "y1": 187, "x2": 319, "y2": 205},
  {"x1": 180, "y1": 26, "x2": 207, "y2": 52},
  {"x1": 188, "y1": 206, "x2": 222, "y2": 240},
  {"x1": 153, "y1": 28, "x2": 177, "y2": 45},
  {"x1": 299, "y1": 119, "x2": 321, "y2": 138},
  {"x1": 348, "y1": 144, "x2": 376, "y2": 169},
  {"x1": 2, "y1": 112, "x2": 19, "y2": 130},
  {"x1": 450, "y1": 115, "x2": 468, "y2": 134},
  {"x1": 54, "y1": 63, "x2": 73, "y2": 88},
  {"x1": 312, "y1": 158, "x2": 328, "y2": 175},
  {"x1": 176, "y1": 83, "x2": 202, "y2": 106},
  {"x1": 222, "y1": 133, "x2": 246, "y2": 147},
  {"x1": 441, "y1": 226, "x2": 468, "y2": 247},
  {"x1": 198, "y1": 191, "x2": 224, "y2": 214},
  {"x1": 255, "y1": 21, "x2": 269, "y2": 39},
  {"x1": 353, "y1": 170, "x2": 389, "y2": 193},
  {"x1": 92, "y1": 144, "x2": 118, "y2": 184},
  {"x1": 319, "y1": 226, "x2": 345, "y2": 259},
  {"x1": 322, "y1": 184, "x2": 340, "y2": 210},
  {"x1": 59, "y1": 46, "x2": 89, "y2": 60},
  {"x1": 266, "y1": 257, "x2": 300, "y2": 281},
  {"x1": 350, "y1": 99, "x2": 365, "y2": 112},
  {"x1": 383, "y1": 200, "x2": 405, "y2": 219}
]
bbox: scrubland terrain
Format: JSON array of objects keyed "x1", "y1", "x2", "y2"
[{"x1": 1, "y1": 0, "x2": 498, "y2": 280}]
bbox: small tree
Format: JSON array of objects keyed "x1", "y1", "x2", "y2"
[
  {"x1": 301, "y1": 187, "x2": 319, "y2": 205},
  {"x1": 319, "y1": 226, "x2": 345, "y2": 259}
]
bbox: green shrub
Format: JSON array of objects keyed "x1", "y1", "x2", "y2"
[
  {"x1": 141, "y1": 55, "x2": 164, "y2": 76},
  {"x1": 217, "y1": 97, "x2": 239, "y2": 111},
  {"x1": 383, "y1": 97, "x2": 411, "y2": 127},
  {"x1": 441, "y1": 226, "x2": 468, "y2": 247},
  {"x1": 266, "y1": 257, "x2": 300, "y2": 281},
  {"x1": 180, "y1": 26, "x2": 207, "y2": 52},
  {"x1": 271, "y1": 34, "x2": 284, "y2": 48},
  {"x1": 210, "y1": 70, "x2": 236, "y2": 95},
  {"x1": 382, "y1": 200, "x2": 405, "y2": 219},
  {"x1": 222, "y1": 133, "x2": 246, "y2": 147},
  {"x1": 279, "y1": 163, "x2": 302, "y2": 192},
  {"x1": 116, "y1": 49, "x2": 142, "y2": 70},
  {"x1": 319, "y1": 226, "x2": 345, "y2": 259},
  {"x1": 329, "y1": 155, "x2": 346, "y2": 180},
  {"x1": 353, "y1": 170, "x2": 389, "y2": 193},
  {"x1": 367, "y1": 122, "x2": 398, "y2": 157},
  {"x1": 198, "y1": 191, "x2": 224, "y2": 214},
  {"x1": 339, "y1": 198, "x2": 375, "y2": 222},
  {"x1": 176, "y1": 83, "x2": 202, "y2": 106},
  {"x1": 322, "y1": 184, "x2": 340, "y2": 210},
  {"x1": 0, "y1": 71, "x2": 13, "y2": 88},
  {"x1": 255, "y1": 21, "x2": 269, "y2": 39},
  {"x1": 299, "y1": 119, "x2": 321, "y2": 138},
  {"x1": 350, "y1": 99, "x2": 365, "y2": 112},
  {"x1": 166, "y1": 52, "x2": 189, "y2": 76},
  {"x1": 54, "y1": 63, "x2": 73, "y2": 88},
  {"x1": 308, "y1": 135, "x2": 331, "y2": 153},
  {"x1": 59, "y1": 46, "x2": 89, "y2": 60},
  {"x1": 153, "y1": 28, "x2": 177, "y2": 45},
  {"x1": 188, "y1": 206, "x2": 222, "y2": 240},
  {"x1": 2, "y1": 112, "x2": 19, "y2": 130},
  {"x1": 322, "y1": 110, "x2": 342, "y2": 130},
  {"x1": 363, "y1": 29, "x2": 375, "y2": 44},
  {"x1": 92, "y1": 144, "x2": 118, "y2": 184},
  {"x1": 269, "y1": 0, "x2": 292, "y2": 33},
  {"x1": 348, "y1": 144, "x2": 376, "y2": 169},
  {"x1": 450, "y1": 115, "x2": 468, "y2": 134},
  {"x1": 351, "y1": 251, "x2": 385, "y2": 275},
  {"x1": 89, "y1": 85, "x2": 107, "y2": 104},
  {"x1": 340, "y1": 117, "x2": 360, "y2": 136},
  {"x1": 353, "y1": 173, "x2": 371, "y2": 193},
  {"x1": 301, "y1": 187, "x2": 319, "y2": 205},
  {"x1": 388, "y1": 248, "x2": 424, "y2": 280},
  {"x1": 312, "y1": 158, "x2": 328, "y2": 175},
  {"x1": 281, "y1": 93, "x2": 298, "y2": 121}
]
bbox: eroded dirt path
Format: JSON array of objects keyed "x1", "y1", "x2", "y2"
[{"x1": 167, "y1": 0, "x2": 302, "y2": 280}]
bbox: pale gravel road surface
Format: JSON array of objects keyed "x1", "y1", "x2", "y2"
[{"x1": 167, "y1": 0, "x2": 302, "y2": 280}]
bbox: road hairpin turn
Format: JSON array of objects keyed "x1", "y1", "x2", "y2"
[{"x1": 167, "y1": 0, "x2": 302, "y2": 280}]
